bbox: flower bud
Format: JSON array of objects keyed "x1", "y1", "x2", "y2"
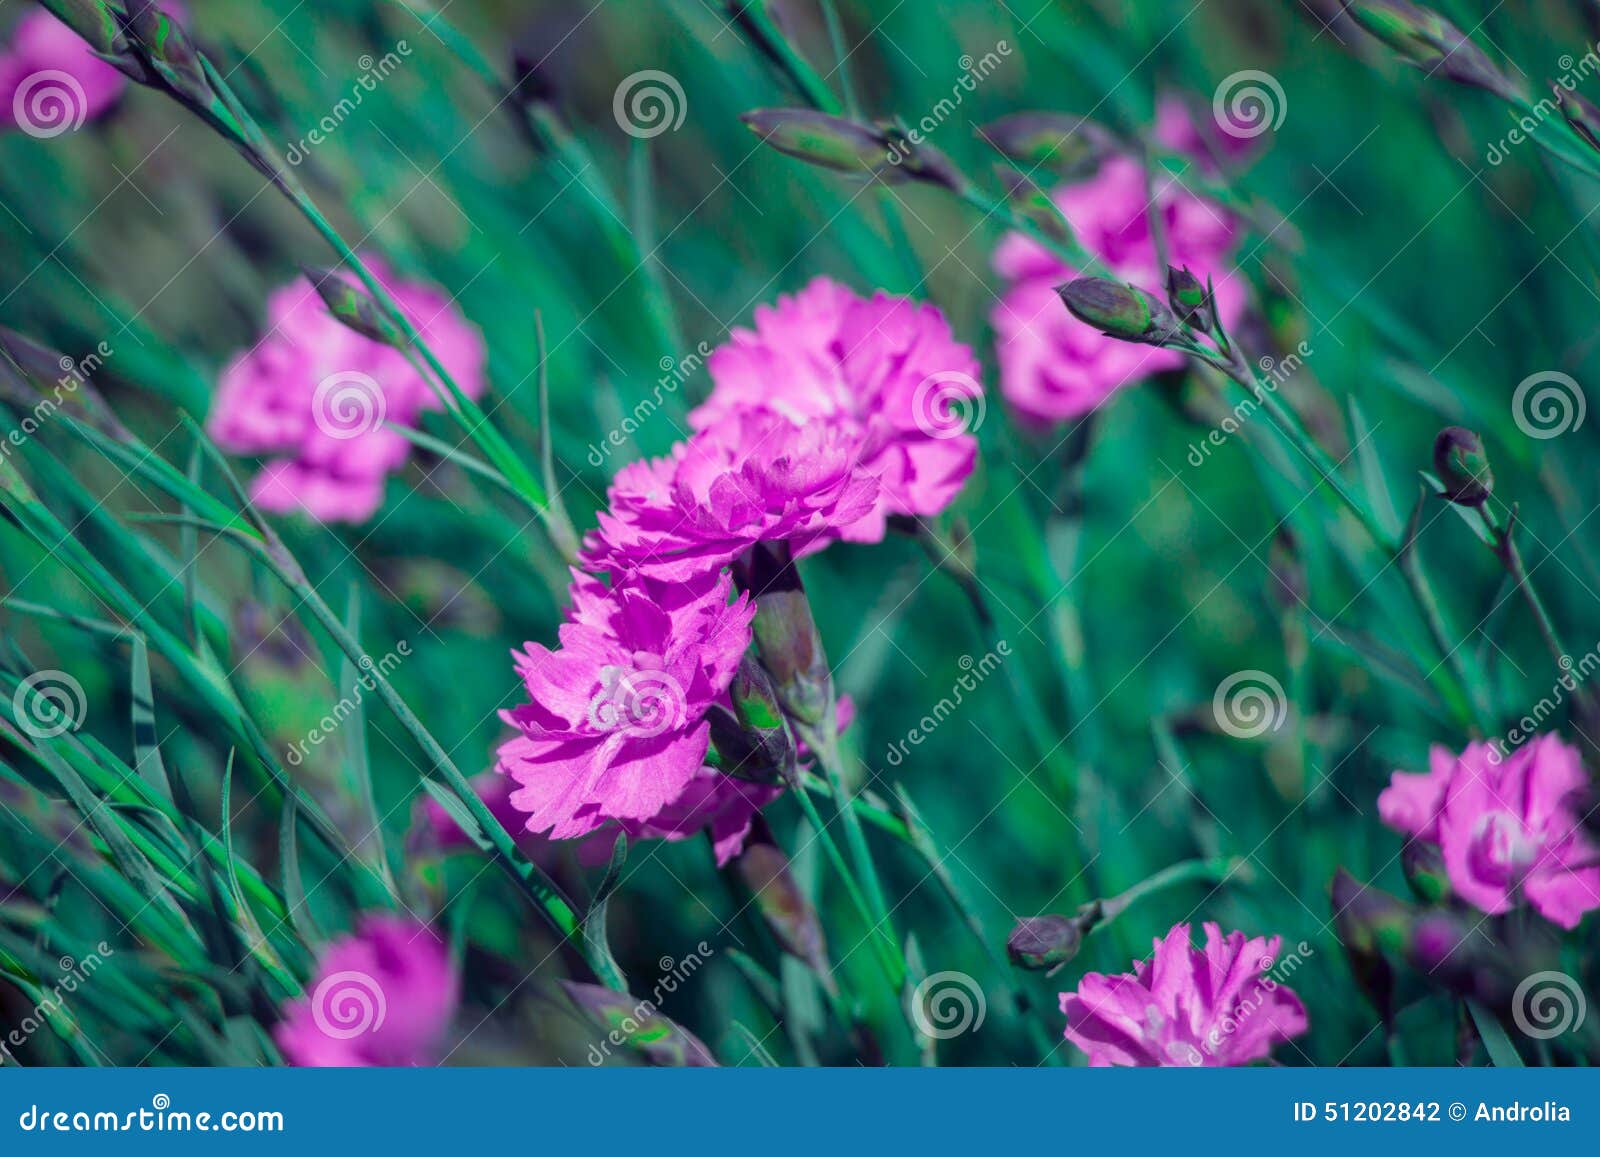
[
  {"x1": 1346, "y1": 0, "x2": 1519, "y2": 100},
  {"x1": 1166, "y1": 265, "x2": 1215, "y2": 332},
  {"x1": 733, "y1": 831, "x2": 830, "y2": 980},
  {"x1": 979, "y1": 112, "x2": 1117, "y2": 175},
  {"x1": 123, "y1": 0, "x2": 214, "y2": 108},
  {"x1": 560, "y1": 981, "x2": 717, "y2": 1066},
  {"x1": 1555, "y1": 85, "x2": 1600, "y2": 152},
  {"x1": 740, "y1": 108, "x2": 897, "y2": 179},
  {"x1": 1330, "y1": 868, "x2": 1399, "y2": 1023},
  {"x1": 1006, "y1": 915, "x2": 1082, "y2": 971},
  {"x1": 1432, "y1": 426, "x2": 1493, "y2": 506},
  {"x1": 734, "y1": 542, "x2": 833, "y2": 729},
  {"x1": 1400, "y1": 839, "x2": 1451, "y2": 904},
  {"x1": 302, "y1": 266, "x2": 406, "y2": 348},
  {"x1": 707, "y1": 657, "x2": 797, "y2": 785},
  {"x1": 1057, "y1": 277, "x2": 1179, "y2": 345}
]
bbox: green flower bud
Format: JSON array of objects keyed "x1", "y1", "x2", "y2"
[
  {"x1": 1056, "y1": 277, "x2": 1179, "y2": 345},
  {"x1": 733, "y1": 833, "x2": 830, "y2": 980},
  {"x1": 123, "y1": 0, "x2": 214, "y2": 107},
  {"x1": 734, "y1": 542, "x2": 834, "y2": 729},
  {"x1": 37, "y1": 0, "x2": 150, "y2": 83},
  {"x1": 707, "y1": 657, "x2": 797, "y2": 785},
  {"x1": 1432, "y1": 426, "x2": 1493, "y2": 506},
  {"x1": 1006, "y1": 915, "x2": 1082, "y2": 971},
  {"x1": 302, "y1": 266, "x2": 406, "y2": 349},
  {"x1": 1166, "y1": 265, "x2": 1215, "y2": 332},
  {"x1": 560, "y1": 981, "x2": 717, "y2": 1067},
  {"x1": 740, "y1": 108, "x2": 897, "y2": 179},
  {"x1": 1347, "y1": 0, "x2": 1519, "y2": 101},
  {"x1": 979, "y1": 112, "x2": 1117, "y2": 175}
]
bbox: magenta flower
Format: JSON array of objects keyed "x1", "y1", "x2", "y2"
[
  {"x1": 1, "y1": 9, "x2": 130, "y2": 134},
  {"x1": 1060, "y1": 922, "x2": 1308, "y2": 1066},
  {"x1": 990, "y1": 152, "x2": 1243, "y2": 424},
  {"x1": 1154, "y1": 94, "x2": 1260, "y2": 171},
  {"x1": 691, "y1": 277, "x2": 983, "y2": 543},
  {"x1": 497, "y1": 568, "x2": 755, "y2": 842},
  {"x1": 581, "y1": 409, "x2": 879, "y2": 579},
  {"x1": 1379, "y1": 735, "x2": 1600, "y2": 929},
  {"x1": 209, "y1": 257, "x2": 486, "y2": 523},
  {"x1": 275, "y1": 915, "x2": 459, "y2": 1067}
]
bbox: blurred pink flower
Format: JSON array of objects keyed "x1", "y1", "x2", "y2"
[
  {"x1": 1, "y1": 8, "x2": 130, "y2": 133},
  {"x1": 275, "y1": 915, "x2": 458, "y2": 1067},
  {"x1": 1154, "y1": 94, "x2": 1259, "y2": 172},
  {"x1": 990, "y1": 147, "x2": 1243, "y2": 424},
  {"x1": 1379, "y1": 735, "x2": 1600, "y2": 928},
  {"x1": 581, "y1": 409, "x2": 879, "y2": 580},
  {"x1": 209, "y1": 257, "x2": 486, "y2": 522},
  {"x1": 692, "y1": 277, "x2": 983, "y2": 543},
  {"x1": 497, "y1": 568, "x2": 755, "y2": 842},
  {"x1": 1060, "y1": 921, "x2": 1308, "y2": 1066}
]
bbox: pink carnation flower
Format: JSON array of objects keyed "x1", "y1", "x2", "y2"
[
  {"x1": 1060, "y1": 921, "x2": 1308, "y2": 1066},
  {"x1": 691, "y1": 277, "x2": 982, "y2": 543},
  {"x1": 1379, "y1": 735, "x2": 1600, "y2": 929},
  {"x1": 497, "y1": 568, "x2": 756, "y2": 843},
  {"x1": 581, "y1": 409, "x2": 879, "y2": 579},
  {"x1": 1154, "y1": 94, "x2": 1259, "y2": 172},
  {"x1": 209, "y1": 257, "x2": 486, "y2": 523},
  {"x1": 275, "y1": 915, "x2": 459, "y2": 1067},
  {"x1": 991, "y1": 146, "x2": 1243, "y2": 424},
  {"x1": 1, "y1": 8, "x2": 131, "y2": 133}
]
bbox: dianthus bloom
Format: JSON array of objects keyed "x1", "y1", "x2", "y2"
[
  {"x1": 497, "y1": 568, "x2": 758, "y2": 848},
  {"x1": 1, "y1": 8, "x2": 131, "y2": 134},
  {"x1": 691, "y1": 277, "x2": 982, "y2": 543},
  {"x1": 275, "y1": 915, "x2": 458, "y2": 1067},
  {"x1": 1379, "y1": 735, "x2": 1600, "y2": 929},
  {"x1": 209, "y1": 258, "x2": 486, "y2": 522},
  {"x1": 1060, "y1": 922, "x2": 1308, "y2": 1067},
  {"x1": 581, "y1": 409, "x2": 879, "y2": 579},
  {"x1": 990, "y1": 122, "x2": 1242, "y2": 424}
]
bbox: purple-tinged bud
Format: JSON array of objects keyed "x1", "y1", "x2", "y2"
[
  {"x1": 1330, "y1": 868, "x2": 1399, "y2": 1023},
  {"x1": 707, "y1": 657, "x2": 796, "y2": 785},
  {"x1": 1554, "y1": 85, "x2": 1600, "y2": 152},
  {"x1": 1166, "y1": 265, "x2": 1215, "y2": 332},
  {"x1": 302, "y1": 266, "x2": 405, "y2": 349},
  {"x1": 560, "y1": 981, "x2": 717, "y2": 1067},
  {"x1": 734, "y1": 542, "x2": 833, "y2": 729},
  {"x1": 122, "y1": 0, "x2": 213, "y2": 107},
  {"x1": 1057, "y1": 277, "x2": 1180, "y2": 345},
  {"x1": 978, "y1": 112, "x2": 1118, "y2": 175},
  {"x1": 733, "y1": 830, "x2": 830, "y2": 981},
  {"x1": 1432, "y1": 426, "x2": 1493, "y2": 507},
  {"x1": 996, "y1": 166, "x2": 1073, "y2": 248},
  {"x1": 1345, "y1": 0, "x2": 1520, "y2": 101},
  {"x1": 1006, "y1": 915, "x2": 1082, "y2": 971},
  {"x1": 740, "y1": 108, "x2": 898, "y2": 179},
  {"x1": 1401, "y1": 839, "x2": 1451, "y2": 904}
]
